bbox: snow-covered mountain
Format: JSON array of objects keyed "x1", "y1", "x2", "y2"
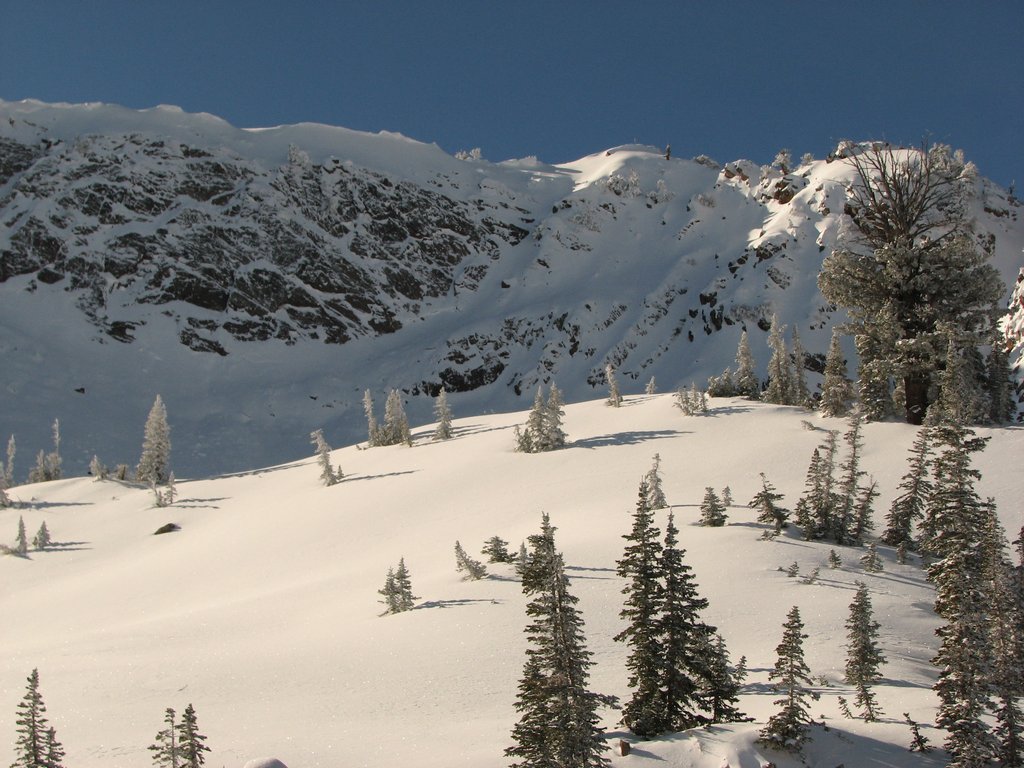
[
  {"x1": 1, "y1": 99, "x2": 1022, "y2": 476},
  {"x1": 2, "y1": 394, "x2": 1021, "y2": 767}
]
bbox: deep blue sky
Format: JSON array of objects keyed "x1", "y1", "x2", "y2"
[{"x1": 2, "y1": 2, "x2": 1022, "y2": 187}]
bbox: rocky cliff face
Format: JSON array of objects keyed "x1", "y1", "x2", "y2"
[{"x1": 1, "y1": 100, "x2": 1021, "y2": 475}]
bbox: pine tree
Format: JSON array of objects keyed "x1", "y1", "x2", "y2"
[
  {"x1": 833, "y1": 411, "x2": 865, "y2": 545},
  {"x1": 32, "y1": 522, "x2": 51, "y2": 551},
  {"x1": 176, "y1": 703, "x2": 210, "y2": 768},
  {"x1": 309, "y1": 429, "x2": 341, "y2": 486},
  {"x1": 852, "y1": 480, "x2": 878, "y2": 544},
  {"x1": 363, "y1": 389, "x2": 381, "y2": 447},
  {"x1": 797, "y1": 430, "x2": 840, "y2": 541},
  {"x1": 27, "y1": 420, "x2": 62, "y2": 484},
  {"x1": 615, "y1": 479, "x2": 666, "y2": 738},
  {"x1": 759, "y1": 606, "x2": 815, "y2": 753},
  {"x1": 905, "y1": 712, "x2": 933, "y2": 752},
  {"x1": 11, "y1": 669, "x2": 62, "y2": 768},
  {"x1": 790, "y1": 327, "x2": 811, "y2": 407},
  {"x1": 507, "y1": 516, "x2": 612, "y2": 767},
  {"x1": 15, "y1": 515, "x2": 28, "y2": 556},
  {"x1": 44, "y1": 726, "x2": 65, "y2": 768},
  {"x1": 721, "y1": 486, "x2": 733, "y2": 507},
  {"x1": 137, "y1": 396, "x2": 171, "y2": 485},
  {"x1": 706, "y1": 367, "x2": 737, "y2": 397},
  {"x1": 828, "y1": 549, "x2": 842, "y2": 569},
  {"x1": 734, "y1": 331, "x2": 760, "y2": 398},
  {"x1": 481, "y1": 536, "x2": 513, "y2": 563},
  {"x1": 819, "y1": 330, "x2": 853, "y2": 417},
  {"x1": 984, "y1": 508, "x2": 1023, "y2": 767},
  {"x1": 762, "y1": 314, "x2": 794, "y2": 404},
  {"x1": 454, "y1": 540, "x2": 487, "y2": 580},
  {"x1": 89, "y1": 454, "x2": 107, "y2": 480},
  {"x1": 382, "y1": 389, "x2": 412, "y2": 446},
  {"x1": 818, "y1": 143, "x2": 1003, "y2": 425},
  {"x1": 393, "y1": 557, "x2": 418, "y2": 611},
  {"x1": 658, "y1": 511, "x2": 718, "y2": 730},
  {"x1": 0, "y1": 472, "x2": 9, "y2": 509},
  {"x1": 793, "y1": 448, "x2": 824, "y2": 539},
  {"x1": 4, "y1": 434, "x2": 14, "y2": 487},
  {"x1": 926, "y1": 423, "x2": 996, "y2": 765},
  {"x1": 605, "y1": 363, "x2": 622, "y2": 407},
  {"x1": 698, "y1": 487, "x2": 727, "y2": 527},
  {"x1": 701, "y1": 633, "x2": 748, "y2": 724},
  {"x1": 882, "y1": 427, "x2": 932, "y2": 550},
  {"x1": 378, "y1": 568, "x2": 399, "y2": 615},
  {"x1": 845, "y1": 582, "x2": 886, "y2": 721},
  {"x1": 749, "y1": 474, "x2": 789, "y2": 536},
  {"x1": 644, "y1": 454, "x2": 668, "y2": 509},
  {"x1": 543, "y1": 384, "x2": 568, "y2": 451},
  {"x1": 859, "y1": 542, "x2": 883, "y2": 574},
  {"x1": 514, "y1": 541, "x2": 530, "y2": 579},
  {"x1": 645, "y1": 376, "x2": 657, "y2": 395},
  {"x1": 987, "y1": 325, "x2": 1015, "y2": 423},
  {"x1": 149, "y1": 707, "x2": 181, "y2": 767},
  {"x1": 432, "y1": 387, "x2": 454, "y2": 441}
]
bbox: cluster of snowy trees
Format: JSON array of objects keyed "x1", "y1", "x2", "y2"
[
  {"x1": 614, "y1": 476, "x2": 747, "y2": 737},
  {"x1": 514, "y1": 384, "x2": 567, "y2": 453},
  {"x1": 3, "y1": 516, "x2": 53, "y2": 557},
  {"x1": 9, "y1": 669, "x2": 211, "y2": 768},
  {"x1": 377, "y1": 558, "x2": 418, "y2": 615},
  {"x1": 363, "y1": 389, "x2": 412, "y2": 447}
]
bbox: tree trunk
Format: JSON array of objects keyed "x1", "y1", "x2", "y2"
[{"x1": 904, "y1": 374, "x2": 929, "y2": 425}]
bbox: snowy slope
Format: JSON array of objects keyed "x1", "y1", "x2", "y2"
[
  {"x1": 1, "y1": 99, "x2": 1022, "y2": 477},
  {"x1": 1, "y1": 394, "x2": 1021, "y2": 767}
]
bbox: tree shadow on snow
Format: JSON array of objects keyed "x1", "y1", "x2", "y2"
[
  {"x1": 39, "y1": 541, "x2": 91, "y2": 552},
  {"x1": 175, "y1": 497, "x2": 226, "y2": 508},
  {"x1": 414, "y1": 598, "x2": 502, "y2": 610},
  {"x1": 343, "y1": 470, "x2": 417, "y2": 483},
  {"x1": 565, "y1": 565, "x2": 616, "y2": 574},
  {"x1": 570, "y1": 429, "x2": 686, "y2": 450},
  {"x1": 23, "y1": 500, "x2": 92, "y2": 510}
]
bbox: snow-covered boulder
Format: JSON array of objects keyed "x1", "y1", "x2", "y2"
[{"x1": 242, "y1": 759, "x2": 288, "y2": 768}]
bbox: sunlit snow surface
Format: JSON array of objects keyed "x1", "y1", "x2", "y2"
[{"x1": 2, "y1": 394, "x2": 1020, "y2": 767}]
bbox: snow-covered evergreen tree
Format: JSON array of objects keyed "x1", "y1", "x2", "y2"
[
  {"x1": 454, "y1": 540, "x2": 487, "y2": 580},
  {"x1": 859, "y1": 542, "x2": 883, "y2": 574},
  {"x1": 721, "y1": 486, "x2": 733, "y2": 507},
  {"x1": 378, "y1": 568, "x2": 399, "y2": 616},
  {"x1": 749, "y1": 474, "x2": 789, "y2": 536},
  {"x1": 481, "y1": 536, "x2": 513, "y2": 563},
  {"x1": 11, "y1": 668, "x2": 62, "y2": 768},
  {"x1": 925, "y1": 423, "x2": 996, "y2": 765},
  {"x1": 882, "y1": 427, "x2": 932, "y2": 550},
  {"x1": 4, "y1": 434, "x2": 14, "y2": 487},
  {"x1": 382, "y1": 389, "x2": 412, "y2": 447},
  {"x1": 515, "y1": 384, "x2": 568, "y2": 453},
  {"x1": 177, "y1": 703, "x2": 210, "y2": 768},
  {"x1": 615, "y1": 479, "x2": 666, "y2": 738},
  {"x1": 759, "y1": 606, "x2": 815, "y2": 753},
  {"x1": 27, "y1": 420, "x2": 62, "y2": 484},
  {"x1": 658, "y1": 510, "x2": 718, "y2": 730},
  {"x1": 644, "y1": 454, "x2": 668, "y2": 510},
  {"x1": 432, "y1": 387, "x2": 453, "y2": 441},
  {"x1": 819, "y1": 330, "x2": 853, "y2": 417},
  {"x1": 706, "y1": 367, "x2": 737, "y2": 398},
  {"x1": 762, "y1": 314, "x2": 793, "y2": 404},
  {"x1": 987, "y1": 324, "x2": 1015, "y2": 424},
  {"x1": 15, "y1": 515, "x2": 28, "y2": 556},
  {"x1": 137, "y1": 396, "x2": 171, "y2": 486},
  {"x1": 0, "y1": 472, "x2": 9, "y2": 509},
  {"x1": 833, "y1": 410, "x2": 865, "y2": 545},
  {"x1": 734, "y1": 331, "x2": 760, "y2": 398},
  {"x1": 363, "y1": 389, "x2": 381, "y2": 447},
  {"x1": 507, "y1": 516, "x2": 613, "y2": 767},
  {"x1": 790, "y1": 327, "x2": 811, "y2": 407},
  {"x1": 149, "y1": 707, "x2": 181, "y2": 767},
  {"x1": 698, "y1": 487, "x2": 727, "y2": 527},
  {"x1": 845, "y1": 582, "x2": 886, "y2": 721},
  {"x1": 32, "y1": 521, "x2": 51, "y2": 551},
  {"x1": 605, "y1": 363, "x2": 622, "y2": 407},
  {"x1": 44, "y1": 726, "x2": 65, "y2": 768},
  {"x1": 819, "y1": 144, "x2": 1003, "y2": 425},
  {"x1": 393, "y1": 557, "x2": 418, "y2": 612},
  {"x1": 852, "y1": 480, "x2": 878, "y2": 544},
  {"x1": 701, "y1": 633, "x2": 748, "y2": 725},
  {"x1": 309, "y1": 429, "x2": 341, "y2": 486},
  {"x1": 645, "y1": 376, "x2": 656, "y2": 395},
  {"x1": 89, "y1": 454, "x2": 108, "y2": 481}
]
